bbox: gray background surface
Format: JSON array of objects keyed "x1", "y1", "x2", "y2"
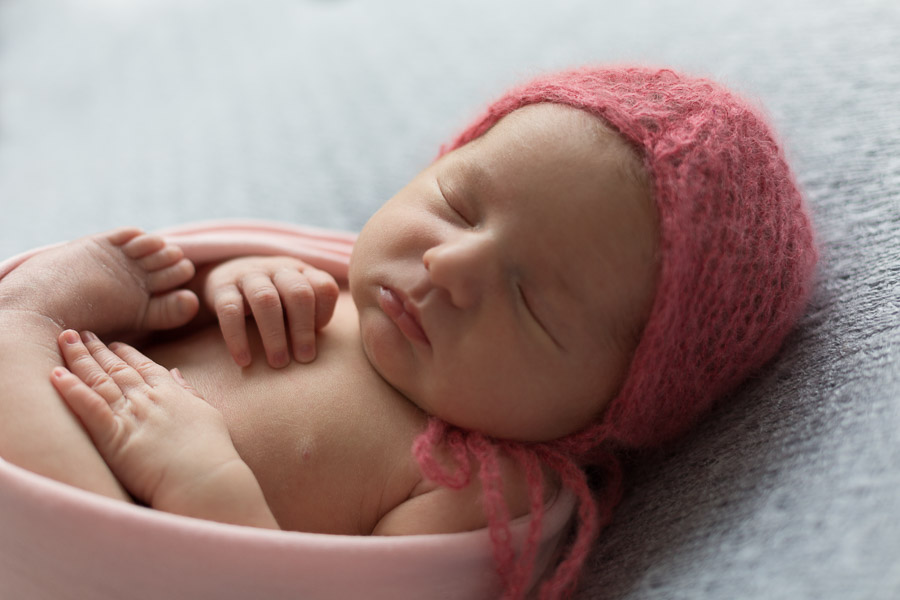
[{"x1": 2, "y1": 1, "x2": 898, "y2": 598}]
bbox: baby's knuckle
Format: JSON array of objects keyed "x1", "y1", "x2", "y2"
[
  {"x1": 85, "y1": 371, "x2": 112, "y2": 389},
  {"x1": 71, "y1": 353, "x2": 95, "y2": 368},
  {"x1": 293, "y1": 327, "x2": 314, "y2": 341},
  {"x1": 217, "y1": 301, "x2": 244, "y2": 320},
  {"x1": 286, "y1": 282, "x2": 315, "y2": 303},
  {"x1": 278, "y1": 257, "x2": 304, "y2": 269},
  {"x1": 318, "y1": 280, "x2": 340, "y2": 301},
  {"x1": 250, "y1": 287, "x2": 280, "y2": 309},
  {"x1": 107, "y1": 362, "x2": 132, "y2": 378},
  {"x1": 263, "y1": 330, "x2": 286, "y2": 344},
  {"x1": 134, "y1": 359, "x2": 156, "y2": 374}
]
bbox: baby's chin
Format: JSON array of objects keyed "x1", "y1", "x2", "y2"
[{"x1": 356, "y1": 314, "x2": 423, "y2": 403}]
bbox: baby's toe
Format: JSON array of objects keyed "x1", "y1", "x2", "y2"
[
  {"x1": 121, "y1": 233, "x2": 166, "y2": 260},
  {"x1": 139, "y1": 245, "x2": 185, "y2": 272},
  {"x1": 147, "y1": 257, "x2": 196, "y2": 292},
  {"x1": 104, "y1": 227, "x2": 146, "y2": 249},
  {"x1": 142, "y1": 290, "x2": 199, "y2": 330}
]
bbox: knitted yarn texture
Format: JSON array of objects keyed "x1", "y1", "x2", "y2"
[{"x1": 415, "y1": 66, "x2": 819, "y2": 599}]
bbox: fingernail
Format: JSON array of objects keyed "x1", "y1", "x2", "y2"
[
  {"x1": 51, "y1": 367, "x2": 67, "y2": 378},
  {"x1": 62, "y1": 330, "x2": 79, "y2": 344},
  {"x1": 272, "y1": 351, "x2": 288, "y2": 367},
  {"x1": 81, "y1": 331, "x2": 98, "y2": 342},
  {"x1": 297, "y1": 344, "x2": 315, "y2": 363}
]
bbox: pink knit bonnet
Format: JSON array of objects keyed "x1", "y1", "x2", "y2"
[
  {"x1": 441, "y1": 66, "x2": 818, "y2": 454},
  {"x1": 418, "y1": 66, "x2": 818, "y2": 598}
]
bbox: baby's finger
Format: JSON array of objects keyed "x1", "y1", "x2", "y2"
[
  {"x1": 304, "y1": 267, "x2": 340, "y2": 330},
  {"x1": 50, "y1": 366, "x2": 117, "y2": 442},
  {"x1": 57, "y1": 330, "x2": 130, "y2": 404},
  {"x1": 243, "y1": 273, "x2": 290, "y2": 368},
  {"x1": 80, "y1": 332, "x2": 146, "y2": 394},
  {"x1": 214, "y1": 283, "x2": 252, "y2": 367},
  {"x1": 170, "y1": 368, "x2": 203, "y2": 399},
  {"x1": 273, "y1": 269, "x2": 316, "y2": 363},
  {"x1": 110, "y1": 342, "x2": 179, "y2": 388}
]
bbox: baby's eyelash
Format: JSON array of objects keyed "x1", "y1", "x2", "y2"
[
  {"x1": 437, "y1": 178, "x2": 474, "y2": 226},
  {"x1": 444, "y1": 196, "x2": 473, "y2": 226},
  {"x1": 517, "y1": 283, "x2": 540, "y2": 325},
  {"x1": 518, "y1": 283, "x2": 563, "y2": 349}
]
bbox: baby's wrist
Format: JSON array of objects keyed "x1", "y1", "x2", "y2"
[{"x1": 153, "y1": 456, "x2": 279, "y2": 529}]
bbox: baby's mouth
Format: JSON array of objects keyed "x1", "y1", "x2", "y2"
[{"x1": 378, "y1": 286, "x2": 430, "y2": 346}]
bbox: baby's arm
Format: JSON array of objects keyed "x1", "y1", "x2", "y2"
[
  {"x1": 201, "y1": 256, "x2": 339, "y2": 368},
  {"x1": 50, "y1": 329, "x2": 279, "y2": 529},
  {"x1": 374, "y1": 453, "x2": 544, "y2": 536}
]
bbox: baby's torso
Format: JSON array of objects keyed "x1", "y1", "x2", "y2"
[{"x1": 145, "y1": 291, "x2": 428, "y2": 535}]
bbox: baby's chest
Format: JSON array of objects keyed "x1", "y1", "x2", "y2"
[
  {"x1": 227, "y1": 319, "x2": 428, "y2": 535},
  {"x1": 245, "y1": 390, "x2": 425, "y2": 534}
]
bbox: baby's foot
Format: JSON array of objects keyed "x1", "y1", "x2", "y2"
[{"x1": 0, "y1": 227, "x2": 199, "y2": 336}]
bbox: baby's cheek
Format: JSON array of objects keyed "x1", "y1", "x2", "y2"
[{"x1": 359, "y1": 311, "x2": 418, "y2": 394}]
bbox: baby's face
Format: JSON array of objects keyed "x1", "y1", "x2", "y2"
[{"x1": 349, "y1": 104, "x2": 658, "y2": 441}]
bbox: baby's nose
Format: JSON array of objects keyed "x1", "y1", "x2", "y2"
[{"x1": 423, "y1": 233, "x2": 497, "y2": 309}]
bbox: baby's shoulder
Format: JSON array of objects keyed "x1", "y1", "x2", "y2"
[{"x1": 371, "y1": 449, "x2": 559, "y2": 536}]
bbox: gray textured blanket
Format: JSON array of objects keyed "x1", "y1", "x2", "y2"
[{"x1": 1, "y1": 1, "x2": 898, "y2": 598}]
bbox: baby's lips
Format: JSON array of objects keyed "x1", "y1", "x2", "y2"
[{"x1": 378, "y1": 286, "x2": 430, "y2": 346}]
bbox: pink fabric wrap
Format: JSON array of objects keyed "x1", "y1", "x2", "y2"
[{"x1": 0, "y1": 219, "x2": 575, "y2": 599}]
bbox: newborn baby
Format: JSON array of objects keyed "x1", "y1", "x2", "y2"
[{"x1": 0, "y1": 67, "x2": 817, "y2": 599}]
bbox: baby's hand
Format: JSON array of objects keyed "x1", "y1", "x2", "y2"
[
  {"x1": 51, "y1": 330, "x2": 278, "y2": 528},
  {"x1": 204, "y1": 256, "x2": 339, "y2": 368}
]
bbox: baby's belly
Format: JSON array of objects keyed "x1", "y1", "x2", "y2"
[{"x1": 144, "y1": 293, "x2": 427, "y2": 535}]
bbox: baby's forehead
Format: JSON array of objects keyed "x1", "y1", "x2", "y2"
[
  {"x1": 481, "y1": 103, "x2": 610, "y2": 146},
  {"x1": 466, "y1": 103, "x2": 650, "y2": 189}
]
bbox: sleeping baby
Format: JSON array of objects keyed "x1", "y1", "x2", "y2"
[{"x1": 0, "y1": 66, "x2": 817, "y2": 599}]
